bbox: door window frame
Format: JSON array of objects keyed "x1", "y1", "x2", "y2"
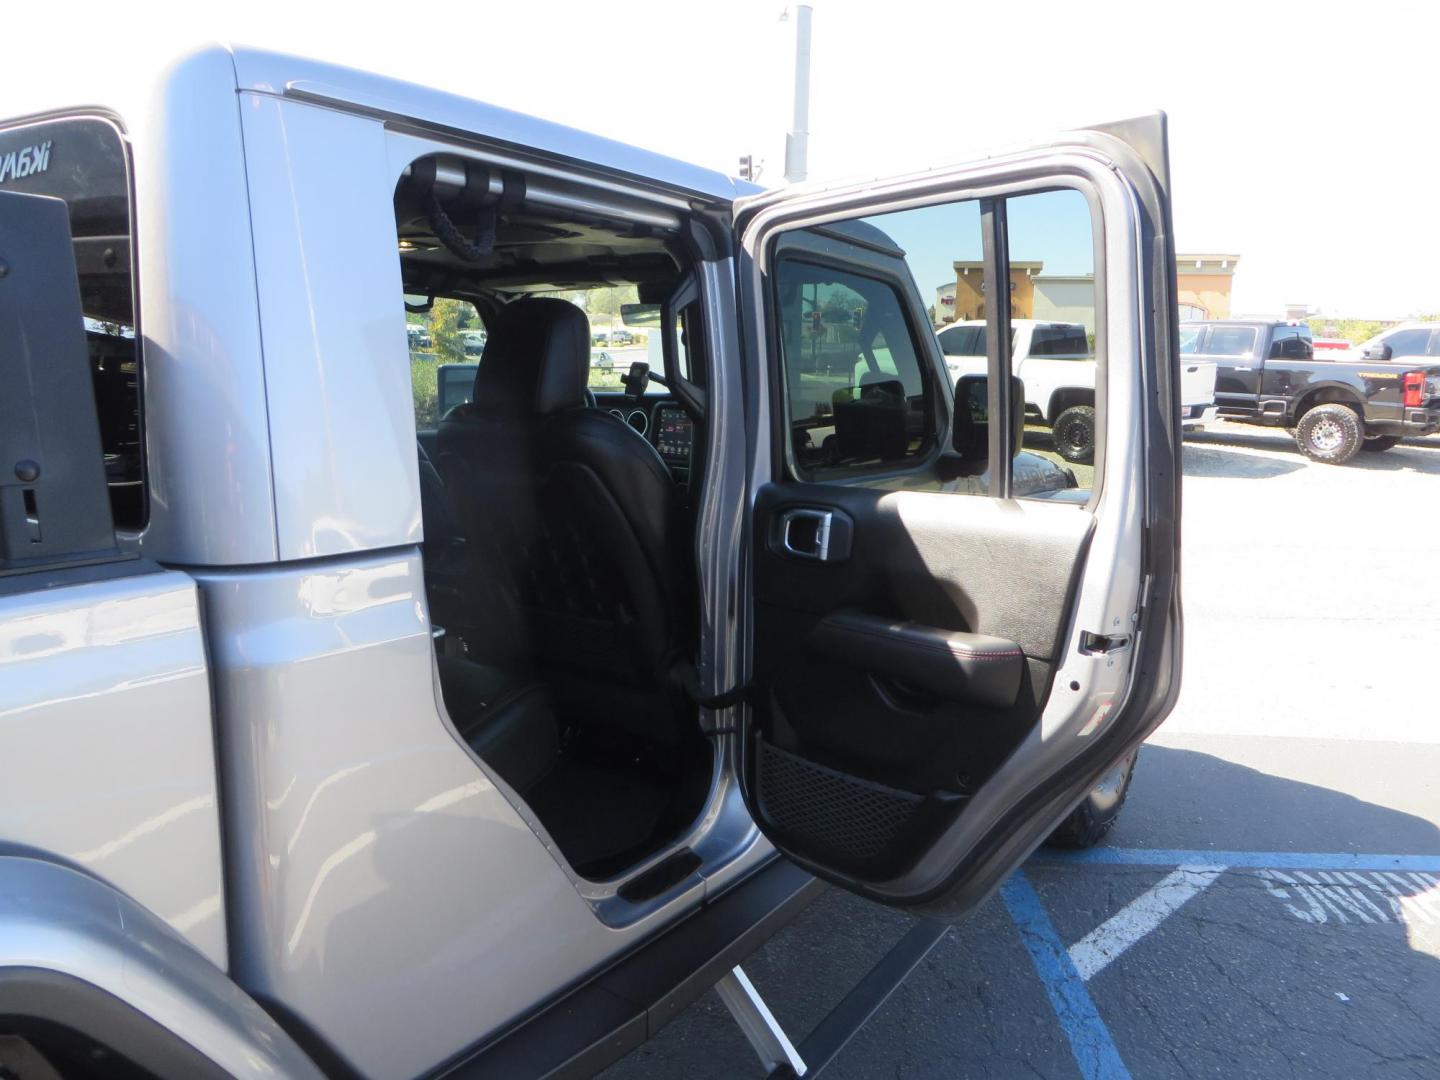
[{"x1": 754, "y1": 173, "x2": 1110, "y2": 506}]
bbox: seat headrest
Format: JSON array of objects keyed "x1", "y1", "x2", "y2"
[{"x1": 473, "y1": 298, "x2": 590, "y2": 416}]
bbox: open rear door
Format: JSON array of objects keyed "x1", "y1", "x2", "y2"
[{"x1": 734, "y1": 115, "x2": 1182, "y2": 920}]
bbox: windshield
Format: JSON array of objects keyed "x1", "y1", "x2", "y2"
[{"x1": 530, "y1": 285, "x2": 679, "y2": 393}]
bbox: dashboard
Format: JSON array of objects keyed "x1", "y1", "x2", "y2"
[{"x1": 594, "y1": 395, "x2": 694, "y2": 476}]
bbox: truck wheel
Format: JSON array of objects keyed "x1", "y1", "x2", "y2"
[
  {"x1": 1295, "y1": 403, "x2": 1362, "y2": 464},
  {"x1": 1052, "y1": 404, "x2": 1096, "y2": 464},
  {"x1": 1360, "y1": 435, "x2": 1400, "y2": 453},
  {"x1": 1045, "y1": 751, "x2": 1137, "y2": 849}
]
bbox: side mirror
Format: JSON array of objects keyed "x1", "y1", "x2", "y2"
[
  {"x1": 1361, "y1": 343, "x2": 1393, "y2": 362},
  {"x1": 436, "y1": 363, "x2": 479, "y2": 419},
  {"x1": 952, "y1": 373, "x2": 1025, "y2": 462}
]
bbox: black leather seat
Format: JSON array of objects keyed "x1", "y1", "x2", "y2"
[{"x1": 436, "y1": 297, "x2": 692, "y2": 745}]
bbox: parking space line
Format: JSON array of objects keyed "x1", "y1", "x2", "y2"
[
  {"x1": 999, "y1": 871, "x2": 1132, "y2": 1080},
  {"x1": 1068, "y1": 865, "x2": 1223, "y2": 981},
  {"x1": 1036, "y1": 847, "x2": 1440, "y2": 872}
]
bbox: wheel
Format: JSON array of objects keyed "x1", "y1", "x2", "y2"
[
  {"x1": 1045, "y1": 751, "x2": 1137, "y2": 849},
  {"x1": 1294, "y1": 403, "x2": 1362, "y2": 464},
  {"x1": 1051, "y1": 404, "x2": 1096, "y2": 464},
  {"x1": 1360, "y1": 435, "x2": 1400, "y2": 453}
]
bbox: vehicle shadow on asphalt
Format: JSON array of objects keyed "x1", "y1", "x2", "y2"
[
  {"x1": 1182, "y1": 440, "x2": 1306, "y2": 479},
  {"x1": 1116, "y1": 743, "x2": 1440, "y2": 854},
  {"x1": 1185, "y1": 430, "x2": 1440, "y2": 476},
  {"x1": 605, "y1": 743, "x2": 1440, "y2": 1079}
]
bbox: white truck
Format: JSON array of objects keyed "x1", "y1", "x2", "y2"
[{"x1": 939, "y1": 319, "x2": 1217, "y2": 462}]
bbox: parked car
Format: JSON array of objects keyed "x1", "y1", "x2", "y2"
[
  {"x1": 1350, "y1": 322, "x2": 1440, "y2": 366},
  {"x1": 1185, "y1": 319, "x2": 1440, "y2": 463},
  {"x1": 940, "y1": 319, "x2": 1218, "y2": 463},
  {"x1": 407, "y1": 323, "x2": 433, "y2": 349},
  {"x1": 461, "y1": 328, "x2": 487, "y2": 355},
  {"x1": 0, "y1": 48, "x2": 1183, "y2": 1080},
  {"x1": 591, "y1": 329, "x2": 609, "y2": 345},
  {"x1": 590, "y1": 348, "x2": 614, "y2": 371},
  {"x1": 610, "y1": 328, "x2": 633, "y2": 346}
]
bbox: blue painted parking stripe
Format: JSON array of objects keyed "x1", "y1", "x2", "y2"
[
  {"x1": 1000, "y1": 871, "x2": 1131, "y2": 1080},
  {"x1": 1034, "y1": 848, "x2": 1440, "y2": 872}
]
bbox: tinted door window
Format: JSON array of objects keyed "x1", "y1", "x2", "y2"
[
  {"x1": 1383, "y1": 329, "x2": 1431, "y2": 358},
  {"x1": 1206, "y1": 326, "x2": 1257, "y2": 357},
  {"x1": 776, "y1": 261, "x2": 933, "y2": 474},
  {"x1": 1028, "y1": 323, "x2": 1091, "y2": 357},
  {"x1": 1269, "y1": 328, "x2": 1313, "y2": 359},
  {"x1": 937, "y1": 325, "x2": 983, "y2": 356}
]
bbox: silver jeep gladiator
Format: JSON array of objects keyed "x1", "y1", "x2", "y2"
[{"x1": 0, "y1": 47, "x2": 1182, "y2": 1079}]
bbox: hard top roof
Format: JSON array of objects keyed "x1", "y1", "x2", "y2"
[{"x1": 230, "y1": 47, "x2": 755, "y2": 204}]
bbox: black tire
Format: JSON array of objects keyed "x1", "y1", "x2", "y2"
[
  {"x1": 1052, "y1": 404, "x2": 1096, "y2": 464},
  {"x1": 1294, "y1": 402, "x2": 1362, "y2": 464},
  {"x1": 1360, "y1": 435, "x2": 1400, "y2": 453},
  {"x1": 1045, "y1": 751, "x2": 1137, "y2": 849}
]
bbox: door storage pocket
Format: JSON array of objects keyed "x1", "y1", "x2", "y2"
[{"x1": 755, "y1": 738, "x2": 963, "y2": 879}]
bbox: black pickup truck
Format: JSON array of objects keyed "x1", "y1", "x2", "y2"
[{"x1": 1182, "y1": 320, "x2": 1440, "y2": 464}]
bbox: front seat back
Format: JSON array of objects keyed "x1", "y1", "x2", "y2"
[{"x1": 436, "y1": 298, "x2": 690, "y2": 743}]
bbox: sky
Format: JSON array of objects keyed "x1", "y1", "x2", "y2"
[
  {"x1": 866, "y1": 190, "x2": 1095, "y2": 312},
  {"x1": 6, "y1": 0, "x2": 1437, "y2": 317}
]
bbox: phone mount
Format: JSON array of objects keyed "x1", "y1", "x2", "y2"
[{"x1": 622, "y1": 361, "x2": 651, "y2": 400}]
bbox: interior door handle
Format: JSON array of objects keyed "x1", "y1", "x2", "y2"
[{"x1": 780, "y1": 508, "x2": 832, "y2": 560}]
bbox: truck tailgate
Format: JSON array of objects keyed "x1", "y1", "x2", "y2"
[{"x1": 1180, "y1": 357, "x2": 1218, "y2": 410}]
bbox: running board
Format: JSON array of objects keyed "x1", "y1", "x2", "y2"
[{"x1": 716, "y1": 919, "x2": 951, "y2": 1078}]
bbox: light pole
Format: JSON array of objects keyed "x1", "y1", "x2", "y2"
[{"x1": 783, "y1": 4, "x2": 813, "y2": 184}]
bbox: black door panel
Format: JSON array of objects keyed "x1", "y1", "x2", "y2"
[
  {"x1": 752, "y1": 483, "x2": 1092, "y2": 661},
  {"x1": 748, "y1": 481, "x2": 1092, "y2": 884},
  {"x1": 806, "y1": 611, "x2": 1023, "y2": 709}
]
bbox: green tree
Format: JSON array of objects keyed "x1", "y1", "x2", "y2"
[
  {"x1": 429, "y1": 298, "x2": 470, "y2": 362},
  {"x1": 1306, "y1": 317, "x2": 1385, "y2": 345}
]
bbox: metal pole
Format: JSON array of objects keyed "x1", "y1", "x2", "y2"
[
  {"x1": 714, "y1": 966, "x2": 807, "y2": 1076},
  {"x1": 784, "y1": 4, "x2": 813, "y2": 183}
]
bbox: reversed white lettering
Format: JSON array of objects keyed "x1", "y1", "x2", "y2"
[
  {"x1": 0, "y1": 140, "x2": 53, "y2": 186},
  {"x1": 1254, "y1": 868, "x2": 1439, "y2": 926}
]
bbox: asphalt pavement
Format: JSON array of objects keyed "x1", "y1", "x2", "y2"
[{"x1": 603, "y1": 421, "x2": 1440, "y2": 1079}]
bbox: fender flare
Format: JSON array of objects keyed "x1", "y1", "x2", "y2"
[
  {"x1": 1291, "y1": 380, "x2": 1364, "y2": 419},
  {"x1": 0, "y1": 856, "x2": 324, "y2": 1079}
]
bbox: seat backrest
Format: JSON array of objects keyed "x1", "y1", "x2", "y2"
[{"x1": 435, "y1": 299, "x2": 690, "y2": 722}]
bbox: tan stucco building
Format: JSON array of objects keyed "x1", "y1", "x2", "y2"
[
  {"x1": 938, "y1": 252, "x2": 1240, "y2": 325},
  {"x1": 1176, "y1": 254, "x2": 1240, "y2": 320},
  {"x1": 951, "y1": 261, "x2": 1045, "y2": 321}
]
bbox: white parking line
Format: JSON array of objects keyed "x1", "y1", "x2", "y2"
[{"x1": 1067, "y1": 864, "x2": 1224, "y2": 981}]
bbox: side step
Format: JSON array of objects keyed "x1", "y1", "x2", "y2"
[
  {"x1": 438, "y1": 858, "x2": 823, "y2": 1079},
  {"x1": 718, "y1": 919, "x2": 951, "y2": 1079}
]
